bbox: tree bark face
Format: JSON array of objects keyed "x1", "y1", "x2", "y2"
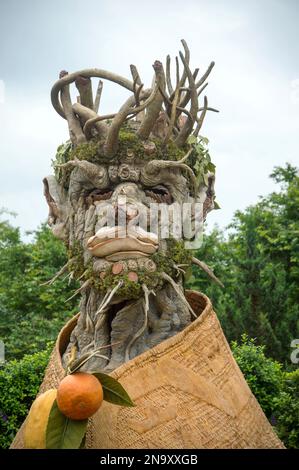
[{"x1": 44, "y1": 153, "x2": 212, "y2": 372}]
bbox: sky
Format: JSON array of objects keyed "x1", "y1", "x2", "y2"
[{"x1": 0, "y1": 0, "x2": 298, "y2": 238}]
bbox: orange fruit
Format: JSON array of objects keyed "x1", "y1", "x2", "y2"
[{"x1": 56, "y1": 372, "x2": 103, "y2": 420}]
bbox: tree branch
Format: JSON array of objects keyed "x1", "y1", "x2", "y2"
[
  {"x1": 59, "y1": 71, "x2": 86, "y2": 145},
  {"x1": 75, "y1": 75, "x2": 94, "y2": 110}
]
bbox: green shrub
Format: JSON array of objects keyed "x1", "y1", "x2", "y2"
[
  {"x1": 231, "y1": 334, "x2": 283, "y2": 418},
  {"x1": 0, "y1": 346, "x2": 51, "y2": 449},
  {"x1": 0, "y1": 218, "x2": 79, "y2": 361},
  {"x1": 273, "y1": 369, "x2": 299, "y2": 448}
]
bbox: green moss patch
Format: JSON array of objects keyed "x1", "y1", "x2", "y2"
[{"x1": 66, "y1": 238, "x2": 192, "y2": 301}]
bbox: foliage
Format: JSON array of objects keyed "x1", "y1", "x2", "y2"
[
  {"x1": 188, "y1": 163, "x2": 299, "y2": 364},
  {"x1": 91, "y1": 372, "x2": 135, "y2": 407},
  {"x1": 0, "y1": 217, "x2": 79, "y2": 360},
  {"x1": 231, "y1": 335, "x2": 299, "y2": 448},
  {"x1": 273, "y1": 369, "x2": 299, "y2": 448},
  {"x1": 46, "y1": 400, "x2": 88, "y2": 449},
  {"x1": 188, "y1": 134, "x2": 216, "y2": 186},
  {"x1": 52, "y1": 141, "x2": 72, "y2": 186},
  {"x1": 0, "y1": 347, "x2": 52, "y2": 449},
  {"x1": 231, "y1": 334, "x2": 283, "y2": 418}
]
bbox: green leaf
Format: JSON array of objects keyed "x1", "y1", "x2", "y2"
[
  {"x1": 184, "y1": 266, "x2": 193, "y2": 282},
  {"x1": 92, "y1": 372, "x2": 135, "y2": 407},
  {"x1": 207, "y1": 162, "x2": 216, "y2": 173},
  {"x1": 195, "y1": 143, "x2": 205, "y2": 155},
  {"x1": 196, "y1": 173, "x2": 204, "y2": 186},
  {"x1": 214, "y1": 200, "x2": 221, "y2": 210},
  {"x1": 79, "y1": 435, "x2": 86, "y2": 449},
  {"x1": 203, "y1": 173, "x2": 210, "y2": 186},
  {"x1": 46, "y1": 399, "x2": 88, "y2": 449},
  {"x1": 198, "y1": 135, "x2": 210, "y2": 145},
  {"x1": 187, "y1": 135, "x2": 197, "y2": 144},
  {"x1": 204, "y1": 153, "x2": 211, "y2": 164}
]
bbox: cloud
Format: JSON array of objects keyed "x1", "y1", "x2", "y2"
[{"x1": 0, "y1": 0, "x2": 298, "y2": 238}]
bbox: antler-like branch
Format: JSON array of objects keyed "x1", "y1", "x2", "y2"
[
  {"x1": 130, "y1": 64, "x2": 142, "y2": 86},
  {"x1": 58, "y1": 71, "x2": 86, "y2": 145},
  {"x1": 166, "y1": 55, "x2": 174, "y2": 95},
  {"x1": 166, "y1": 40, "x2": 191, "y2": 107},
  {"x1": 195, "y1": 61, "x2": 215, "y2": 89},
  {"x1": 83, "y1": 113, "x2": 116, "y2": 140},
  {"x1": 163, "y1": 40, "x2": 208, "y2": 144},
  {"x1": 176, "y1": 68, "x2": 200, "y2": 114},
  {"x1": 130, "y1": 64, "x2": 145, "y2": 121},
  {"x1": 160, "y1": 40, "x2": 217, "y2": 145},
  {"x1": 93, "y1": 80, "x2": 103, "y2": 113},
  {"x1": 137, "y1": 60, "x2": 166, "y2": 141},
  {"x1": 163, "y1": 80, "x2": 180, "y2": 144},
  {"x1": 177, "y1": 39, "x2": 190, "y2": 89},
  {"x1": 72, "y1": 102, "x2": 109, "y2": 139},
  {"x1": 193, "y1": 95, "x2": 208, "y2": 137},
  {"x1": 174, "y1": 51, "x2": 198, "y2": 147},
  {"x1": 51, "y1": 69, "x2": 134, "y2": 119},
  {"x1": 75, "y1": 76, "x2": 94, "y2": 110},
  {"x1": 104, "y1": 87, "x2": 157, "y2": 157},
  {"x1": 51, "y1": 40, "x2": 217, "y2": 152}
]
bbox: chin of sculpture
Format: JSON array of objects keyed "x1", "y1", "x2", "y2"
[{"x1": 11, "y1": 40, "x2": 283, "y2": 449}]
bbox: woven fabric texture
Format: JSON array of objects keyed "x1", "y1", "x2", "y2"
[{"x1": 11, "y1": 291, "x2": 284, "y2": 449}]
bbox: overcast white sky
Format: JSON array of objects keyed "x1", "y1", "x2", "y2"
[{"x1": 0, "y1": 0, "x2": 298, "y2": 238}]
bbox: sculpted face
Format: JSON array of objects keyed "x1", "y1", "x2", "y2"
[
  {"x1": 43, "y1": 40, "x2": 217, "y2": 370},
  {"x1": 44, "y1": 133, "x2": 214, "y2": 295},
  {"x1": 43, "y1": 137, "x2": 214, "y2": 371}
]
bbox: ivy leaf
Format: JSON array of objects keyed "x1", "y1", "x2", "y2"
[
  {"x1": 207, "y1": 162, "x2": 216, "y2": 173},
  {"x1": 187, "y1": 135, "x2": 197, "y2": 144},
  {"x1": 79, "y1": 435, "x2": 86, "y2": 449},
  {"x1": 46, "y1": 400, "x2": 88, "y2": 449},
  {"x1": 203, "y1": 154, "x2": 211, "y2": 165},
  {"x1": 196, "y1": 173, "x2": 204, "y2": 186},
  {"x1": 195, "y1": 143, "x2": 205, "y2": 155},
  {"x1": 214, "y1": 201, "x2": 221, "y2": 210},
  {"x1": 193, "y1": 160, "x2": 201, "y2": 172},
  {"x1": 203, "y1": 173, "x2": 210, "y2": 186},
  {"x1": 198, "y1": 135, "x2": 210, "y2": 145},
  {"x1": 92, "y1": 372, "x2": 135, "y2": 407}
]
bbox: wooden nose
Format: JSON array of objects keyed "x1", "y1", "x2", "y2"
[{"x1": 115, "y1": 203, "x2": 139, "y2": 224}]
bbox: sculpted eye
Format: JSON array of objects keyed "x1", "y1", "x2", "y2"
[
  {"x1": 85, "y1": 188, "x2": 113, "y2": 205},
  {"x1": 145, "y1": 185, "x2": 173, "y2": 204}
]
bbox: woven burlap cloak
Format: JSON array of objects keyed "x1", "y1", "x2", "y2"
[{"x1": 11, "y1": 291, "x2": 283, "y2": 449}]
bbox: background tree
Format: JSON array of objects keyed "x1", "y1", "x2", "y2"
[
  {"x1": 0, "y1": 212, "x2": 79, "y2": 360},
  {"x1": 189, "y1": 163, "x2": 299, "y2": 364}
]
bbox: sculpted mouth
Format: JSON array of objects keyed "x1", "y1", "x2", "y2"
[{"x1": 87, "y1": 226, "x2": 159, "y2": 259}]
